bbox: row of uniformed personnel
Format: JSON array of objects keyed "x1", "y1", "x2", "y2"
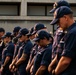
[
  {"x1": 0, "y1": 23, "x2": 53, "y2": 75},
  {"x1": 0, "y1": 0, "x2": 76, "y2": 75}
]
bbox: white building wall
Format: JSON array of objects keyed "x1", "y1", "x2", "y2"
[{"x1": 0, "y1": 0, "x2": 76, "y2": 33}]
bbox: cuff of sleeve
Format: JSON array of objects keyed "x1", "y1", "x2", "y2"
[
  {"x1": 41, "y1": 60, "x2": 49, "y2": 66},
  {"x1": 62, "y1": 49, "x2": 75, "y2": 59},
  {"x1": 6, "y1": 53, "x2": 13, "y2": 57}
]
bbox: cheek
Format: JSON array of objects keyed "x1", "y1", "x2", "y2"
[
  {"x1": 1, "y1": 32, "x2": 4, "y2": 36},
  {"x1": 32, "y1": 35, "x2": 35, "y2": 39},
  {"x1": 5, "y1": 38, "x2": 8, "y2": 42},
  {"x1": 0, "y1": 33, "x2": 3, "y2": 37},
  {"x1": 38, "y1": 40, "x2": 43, "y2": 45},
  {"x1": 20, "y1": 36, "x2": 24, "y2": 40},
  {"x1": 60, "y1": 19, "x2": 66, "y2": 26}
]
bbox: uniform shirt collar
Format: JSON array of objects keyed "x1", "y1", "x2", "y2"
[
  {"x1": 66, "y1": 22, "x2": 76, "y2": 32},
  {"x1": 24, "y1": 39, "x2": 30, "y2": 43},
  {"x1": 45, "y1": 43, "x2": 52, "y2": 48},
  {"x1": 8, "y1": 41, "x2": 12, "y2": 44},
  {"x1": 5, "y1": 41, "x2": 12, "y2": 47}
]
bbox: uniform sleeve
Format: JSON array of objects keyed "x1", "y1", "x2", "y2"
[
  {"x1": 62, "y1": 33, "x2": 76, "y2": 59},
  {"x1": 6, "y1": 44, "x2": 14, "y2": 57},
  {"x1": 13, "y1": 45, "x2": 19, "y2": 58},
  {"x1": 41, "y1": 48, "x2": 52, "y2": 66},
  {"x1": 23, "y1": 42, "x2": 33, "y2": 55}
]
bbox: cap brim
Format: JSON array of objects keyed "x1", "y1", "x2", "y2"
[
  {"x1": 16, "y1": 34, "x2": 22, "y2": 38},
  {"x1": 33, "y1": 38, "x2": 40, "y2": 42},
  {"x1": 26, "y1": 33, "x2": 31, "y2": 36},
  {"x1": 11, "y1": 33, "x2": 15, "y2": 37},
  {"x1": 49, "y1": 8, "x2": 56, "y2": 13},
  {"x1": 1, "y1": 36, "x2": 6, "y2": 39},
  {"x1": 50, "y1": 18, "x2": 58, "y2": 25},
  {"x1": 32, "y1": 31, "x2": 37, "y2": 35}
]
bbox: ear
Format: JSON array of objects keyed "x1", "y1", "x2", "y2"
[{"x1": 64, "y1": 15, "x2": 68, "y2": 21}]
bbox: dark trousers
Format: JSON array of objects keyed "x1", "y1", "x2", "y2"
[
  {"x1": 13, "y1": 71, "x2": 20, "y2": 75},
  {"x1": 19, "y1": 68, "x2": 27, "y2": 75},
  {"x1": 1, "y1": 69, "x2": 13, "y2": 75}
]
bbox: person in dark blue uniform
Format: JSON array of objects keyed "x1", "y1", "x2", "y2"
[
  {"x1": 50, "y1": 0, "x2": 70, "y2": 59},
  {"x1": 32, "y1": 23, "x2": 47, "y2": 35},
  {"x1": 49, "y1": 6, "x2": 76, "y2": 75},
  {"x1": 26, "y1": 41, "x2": 40, "y2": 75},
  {"x1": 31, "y1": 30, "x2": 52, "y2": 75},
  {"x1": 12, "y1": 26, "x2": 21, "y2": 58},
  {"x1": 52, "y1": 27, "x2": 64, "y2": 59},
  {"x1": 26, "y1": 27, "x2": 37, "y2": 75},
  {"x1": 28, "y1": 27, "x2": 34, "y2": 40},
  {"x1": 0, "y1": 32, "x2": 15, "y2": 75},
  {"x1": 49, "y1": 0, "x2": 70, "y2": 13},
  {"x1": 10, "y1": 28, "x2": 33, "y2": 75},
  {"x1": 12, "y1": 26, "x2": 21, "y2": 45},
  {"x1": 48, "y1": 1, "x2": 71, "y2": 73},
  {"x1": 0, "y1": 28, "x2": 5, "y2": 64},
  {"x1": 9, "y1": 26, "x2": 21, "y2": 75},
  {"x1": 26, "y1": 23, "x2": 48, "y2": 75},
  {"x1": 0, "y1": 28, "x2": 5, "y2": 41}
]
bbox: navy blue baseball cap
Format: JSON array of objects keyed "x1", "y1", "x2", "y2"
[
  {"x1": 13, "y1": 26, "x2": 21, "y2": 33},
  {"x1": 17, "y1": 28, "x2": 29, "y2": 38},
  {"x1": 50, "y1": 6, "x2": 73, "y2": 25},
  {"x1": 32, "y1": 23, "x2": 47, "y2": 35},
  {"x1": 27, "y1": 27, "x2": 34, "y2": 36},
  {"x1": 0, "y1": 28, "x2": 5, "y2": 32},
  {"x1": 12, "y1": 26, "x2": 21, "y2": 36},
  {"x1": 33, "y1": 30, "x2": 49, "y2": 42},
  {"x1": 2, "y1": 32, "x2": 12, "y2": 38},
  {"x1": 50, "y1": 0, "x2": 70, "y2": 13}
]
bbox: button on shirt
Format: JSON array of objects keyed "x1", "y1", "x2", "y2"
[{"x1": 61, "y1": 23, "x2": 76, "y2": 75}]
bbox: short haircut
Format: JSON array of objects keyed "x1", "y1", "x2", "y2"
[
  {"x1": 0, "y1": 28, "x2": 5, "y2": 32},
  {"x1": 68, "y1": 14, "x2": 73, "y2": 19}
]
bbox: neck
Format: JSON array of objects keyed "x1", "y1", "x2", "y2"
[{"x1": 25, "y1": 38, "x2": 29, "y2": 42}]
